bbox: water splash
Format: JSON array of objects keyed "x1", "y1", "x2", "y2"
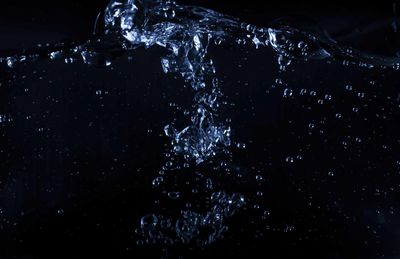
[
  {"x1": 2, "y1": 0, "x2": 400, "y2": 251},
  {"x1": 137, "y1": 191, "x2": 245, "y2": 246}
]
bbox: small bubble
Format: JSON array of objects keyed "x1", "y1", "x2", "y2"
[
  {"x1": 278, "y1": 55, "x2": 291, "y2": 70},
  {"x1": 297, "y1": 41, "x2": 305, "y2": 49},
  {"x1": 262, "y1": 210, "x2": 271, "y2": 220},
  {"x1": 214, "y1": 38, "x2": 223, "y2": 45},
  {"x1": 283, "y1": 225, "x2": 295, "y2": 232},
  {"x1": 49, "y1": 51, "x2": 61, "y2": 60},
  {"x1": 140, "y1": 214, "x2": 158, "y2": 230},
  {"x1": 167, "y1": 192, "x2": 180, "y2": 200},
  {"x1": 206, "y1": 178, "x2": 213, "y2": 189},
  {"x1": 236, "y1": 143, "x2": 246, "y2": 149},
  {"x1": 283, "y1": 88, "x2": 293, "y2": 98},
  {"x1": 166, "y1": 161, "x2": 173, "y2": 167},
  {"x1": 275, "y1": 78, "x2": 283, "y2": 85},
  {"x1": 64, "y1": 57, "x2": 74, "y2": 64},
  {"x1": 152, "y1": 176, "x2": 164, "y2": 187},
  {"x1": 6, "y1": 57, "x2": 15, "y2": 68},
  {"x1": 285, "y1": 156, "x2": 294, "y2": 163}
]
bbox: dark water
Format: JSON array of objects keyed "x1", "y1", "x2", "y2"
[{"x1": 1, "y1": 0, "x2": 400, "y2": 258}]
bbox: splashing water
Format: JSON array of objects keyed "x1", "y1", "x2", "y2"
[
  {"x1": 102, "y1": 0, "x2": 239, "y2": 165},
  {"x1": 2, "y1": 0, "x2": 400, "y2": 253}
]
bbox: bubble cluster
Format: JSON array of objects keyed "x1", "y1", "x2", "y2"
[{"x1": 137, "y1": 191, "x2": 245, "y2": 246}]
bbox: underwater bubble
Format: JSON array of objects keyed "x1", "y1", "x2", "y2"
[
  {"x1": 6, "y1": 57, "x2": 15, "y2": 68},
  {"x1": 345, "y1": 84, "x2": 353, "y2": 91},
  {"x1": 168, "y1": 192, "x2": 180, "y2": 200},
  {"x1": 285, "y1": 156, "x2": 294, "y2": 163},
  {"x1": 140, "y1": 214, "x2": 158, "y2": 230},
  {"x1": 283, "y1": 88, "x2": 293, "y2": 97},
  {"x1": 152, "y1": 176, "x2": 164, "y2": 187},
  {"x1": 206, "y1": 178, "x2": 213, "y2": 189}
]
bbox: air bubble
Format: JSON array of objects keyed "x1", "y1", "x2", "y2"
[
  {"x1": 140, "y1": 214, "x2": 158, "y2": 230},
  {"x1": 285, "y1": 157, "x2": 294, "y2": 163},
  {"x1": 283, "y1": 88, "x2": 293, "y2": 97},
  {"x1": 168, "y1": 192, "x2": 180, "y2": 200}
]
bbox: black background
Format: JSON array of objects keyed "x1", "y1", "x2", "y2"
[{"x1": 1, "y1": 1, "x2": 400, "y2": 258}]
